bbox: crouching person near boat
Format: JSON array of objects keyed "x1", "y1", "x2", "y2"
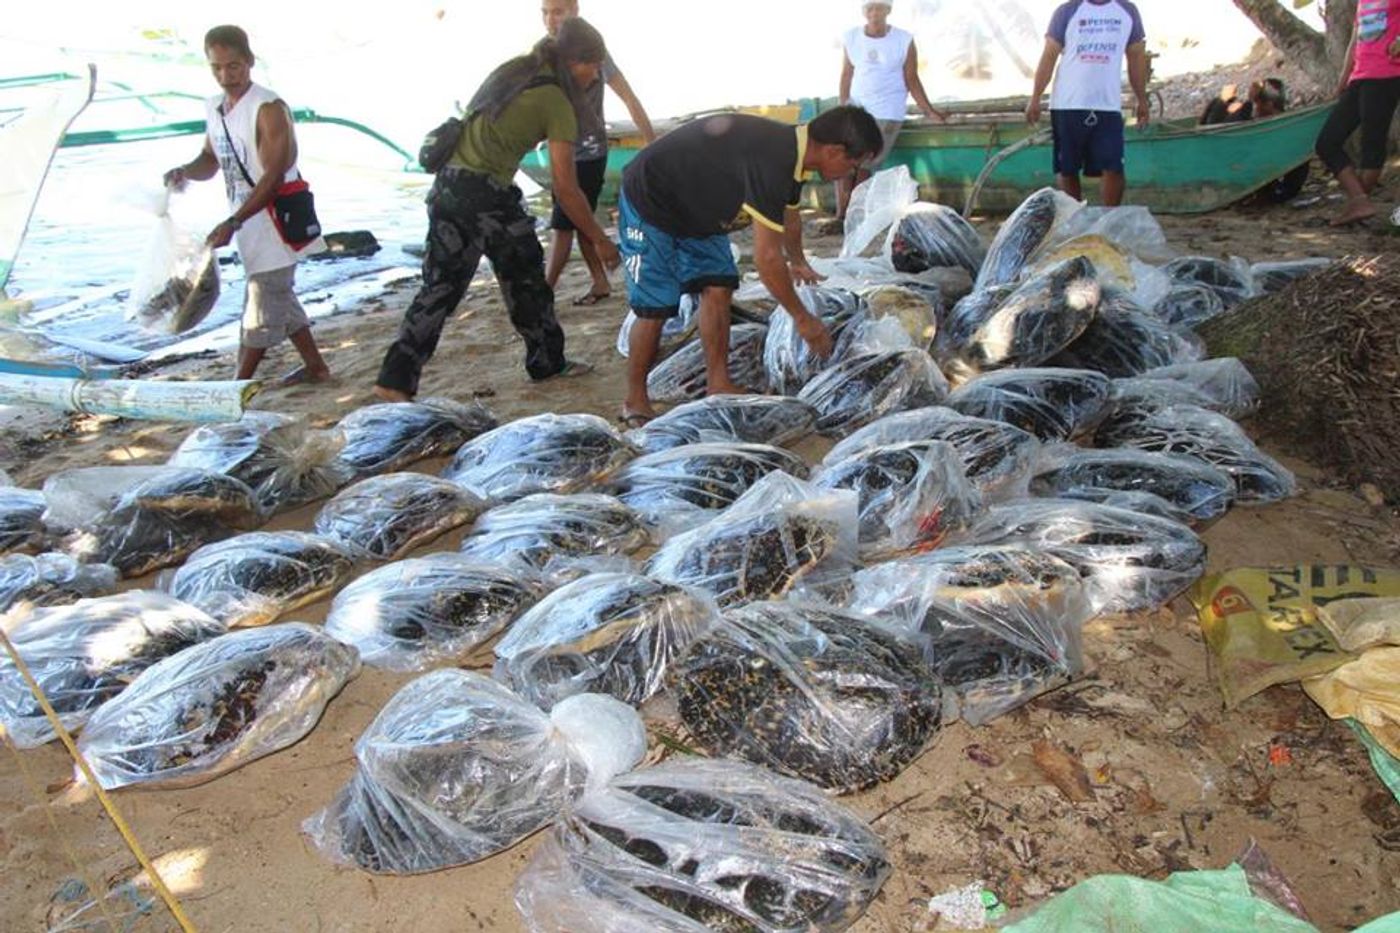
[
  {"x1": 373, "y1": 18, "x2": 618, "y2": 402},
  {"x1": 163, "y1": 24, "x2": 331, "y2": 386},
  {"x1": 617, "y1": 105, "x2": 883, "y2": 426}
]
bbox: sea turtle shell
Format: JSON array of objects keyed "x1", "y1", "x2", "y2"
[
  {"x1": 325, "y1": 554, "x2": 540, "y2": 671},
  {"x1": 516, "y1": 758, "x2": 891, "y2": 933},
  {"x1": 494, "y1": 572, "x2": 718, "y2": 709},
  {"x1": 975, "y1": 187, "x2": 1074, "y2": 290},
  {"x1": 937, "y1": 285, "x2": 1015, "y2": 362},
  {"x1": 0, "y1": 591, "x2": 227, "y2": 748},
  {"x1": 334, "y1": 397, "x2": 498, "y2": 478},
  {"x1": 1030, "y1": 449, "x2": 1236, "y2": 525},
  {"x1": 859, "y1": 284, "x2": 940, "y2": 351},
  {"x1": 1160, "y1": 255, "x2": 1253, "y2": 309},
  {"x1": 1048, "y1": 288, "x2": 1202, "y2": 377},
  {"x1": 627, "y1": 395, "x2": 818, "y2": 454},
  {"x1": 797, "y1": 348, "x2": 950, "y2": 438},
  {"x1": 946, "y1": 367, "x2": 1111, "y2": 441},
  {"x1": 0, "y1": 553, "x2": 117, "y2": 613},
  {"x1": 169, "y1": 531, "x2": 357, "y2": 628},
  {"x1": 889, "y1": 201, "x2": 986, "y2": 277},
  {"x1": 77, "y1": 623, "x2": 360, "y2": 789},
  {"x1": 671, "y1": 602, "x2": 942, "y2": 792},
  {"x1": 610, "y1": 442, "x2": 810, "y2": 531},
  {"x1": 763, "y1": 293, "x2": 866, "y2": 395},
  {"x1": 0, "y1": 487, "x2": 46, "y2": 553},
  {"x1": 442, "y1": 413, "x2": 637, "y2": 503},
  {"x1": 1154, "y1": 282, "x2": 1225, "y2": 330},
  {"x1": 647, "y1": 323, "x2": 770, "y2": 403},
  {"x1": 963, "y1": 256, "x2": 1101, "y2": 370},
  {"x1": 314, "y1": 472, "x2": 484, "y2": 561},
  {"x1": 458, "y1": 493, "x2": 649, "y2": 579}
]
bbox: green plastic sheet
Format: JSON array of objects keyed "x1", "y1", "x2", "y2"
[{"x1": 1348, "y1": 718, "x2": 1400, "y2": 804}]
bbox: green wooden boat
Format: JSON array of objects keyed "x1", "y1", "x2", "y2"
[{"x1": 518, "y1": 102, "x2": 1334, "y2": 216}]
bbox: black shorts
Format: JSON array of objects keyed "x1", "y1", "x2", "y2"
[
  {"x1": 1051, "y1": 109, "x2": 1125, "y2": 177},
  {"x1": 549, "y1": 157, "x2": 607, "y2": 231}
]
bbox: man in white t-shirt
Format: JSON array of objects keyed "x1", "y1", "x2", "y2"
[
  {"x1": 1025, "y1": 0, "x2": 1150, "y2": 206},
  {"x1": 834, "y1": 0, "x2": 947, "y2": 223}
]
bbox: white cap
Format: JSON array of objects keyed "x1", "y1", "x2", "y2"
[{"x1": 863, "y1": 0, "x2": 892, "y2": 8}]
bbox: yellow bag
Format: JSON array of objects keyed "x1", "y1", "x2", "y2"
[{"x1": 1305, "y1": 647, "x2": 1400, "y2": 759}]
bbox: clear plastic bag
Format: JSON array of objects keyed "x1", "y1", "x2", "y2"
[
  {"x1": 494, "y1": 571, "x2": 719, "y2": 709},
  {"x1": 0, "y1": 552, "x2": 117, "y2": 613},
  {"x1": 515, "y1": 758, "x2": 892, "y2": 933},
  {"x1": 627, "y1": 394, "x2": 817, "y2": 454},
  {"x1": 975, "y1": 186, "x2": 1082, "y2": 290},
  {"x1": 955, "y1": 498, "x2": 1207, "y2": 613},
  {"x1": 646, "y1": 323, "x2": 770, "y2": 403},
  {"x1": 815, "y1": 439, "x2": 983, "y2": 559},
  {"x1": 314, "y1": 472, "x2": 484, "y2": 561},
  {"x1": 763, "y1": 288, "x2": 866, "y2": 395},
  {"x1": 936, "y1": 284, "x2": 1015, "y2": 362},
  {"x1": 646, "y1": 472, "x2": 858, "y2": 608},
  {"x1": 333, "y1": 397, "x2": 498, "y2": 479},
  {"x1": 127, "y1": 188, "x2": 220, "y2": 334},
  {"x1": 670, "y1": 601, "x2": 942, "y2": 792},
  {"x1": 616, "y1": 294, "x2": 701, "y2": 359},
  {"x1": 77, "y1": 623, "x2": 359, "y2": 789},
  {"x1": 169, "y1": 410, "x2": 353, "y2": 514},
  {"x1": 0, "y1": 486, "x2": 47, "y2": 554},
  {"x1": 1132, "y1": 358, "x2": 1260, "y2": 418},
  {"x1": 303, "y1": 670, "x2": 645, "y2": 874},
  {"x1": 324, "y1": 553, "x2": 541, "y2": 671},
  {"x1": 1030, "y1": 448, "x2": 1236, "y2": 525},
  {"x1": 962, "y1": 256, "x2": 1101, "y2": 370},
  {"x1": 844, "y1": 544, "x2": 1091, "y2": 724},
  {"x1": 0, "y1": 591, "x2": 227, "y2": 748},
  {"x1": 442, "y1": 413, "x2": 638, "y2": 504},
  {"x1": 610, "y1": 442, "x2": 810, "y2": 536},
  {"x1": 1048, "y1": 288, "x2": 1203, "y2": 377},
  {"x1": 458, "y1": 493, "x2": 650, "y2": 582},
  {"x1": 1249, "y1": 257, "x2": 1331, "y2": 294},
  {"x1": 1161, "y1": 255, "x2": 1254, "y2": 309},
  {"x1": 1154, "y1": 281, "x2": 1226, "y2": 330},
  {"x1": 885, "y1": 201, "x2": 987, "y2": 277},
  {"x1": 40, "y1": 465, "x2": 168, "y2": 533},
  {"x1": 1094, "y1": 403, "x2": 1295, "y2": 504},
  {"x1": 797, "y1": 348, "x2": 950, "y2": 438},
  {"x1": 822, "y1": 406, "x2": 1043, "y2": 502},
  {"x1": 1051, "y1": 486, "x2": 1197, "y2": 525},
  {"x1": 1052, "y1": 204, "x2": 1174, "y2": 263},
  {"x1": 840, "y1": 164, "x2": 919, "y2": 259},
  {"x1": 858, "y1": 284, "x2": 940, "y2": 352},
  {"x1": 947, "y1": 367, "x2": 1111, "y2": 441},
  {"x1": 166, "y1": 531, "x2": 357, "y2": 628}
]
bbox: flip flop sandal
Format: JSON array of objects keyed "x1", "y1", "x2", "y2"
[
  {"x1": 571, "y1": 291, "x2": 611, "y2": 306},
  {"x1": 617, "y1": 410, "x2": 653, "y2": 429}
]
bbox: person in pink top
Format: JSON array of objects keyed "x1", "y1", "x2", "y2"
[{"x1": 1314, "y1": 0, "x2": 1400, "y2": 225}]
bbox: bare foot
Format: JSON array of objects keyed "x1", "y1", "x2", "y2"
[
  {"x1": 622, "y1": 398, "x2": 658, "y2": 422},
  {"x1": 372, "y1": 385, "x2": 413, "y2": 403},
  {"x1": 277, "y1": 365, "x2": 332, "y2": 387},
  {"x1": 1331, "y1": 197, "x2": 1377, "y2": 226}
]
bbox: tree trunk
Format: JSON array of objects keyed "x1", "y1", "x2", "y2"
[{"x1": 1229, "y1": 0, "x2": 1355, "y2": 91}]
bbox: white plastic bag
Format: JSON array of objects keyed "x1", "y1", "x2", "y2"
[
  {"x1": 840, "y1": 164, "x2": 919, "y2": 259},
  {"x1": 127, "y1": 187, "x2": 220, "y2": 334},
  {"x1": 0, "y1": 552, "x2": 117, "y2": 612}
]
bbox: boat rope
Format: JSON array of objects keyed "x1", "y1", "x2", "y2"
[
  {"x1": 962, "y1": 127, "x2": 1052, "y2": 218},
  {"x1": 0, "y1": 626, "x2": 199, "y2": 933}
]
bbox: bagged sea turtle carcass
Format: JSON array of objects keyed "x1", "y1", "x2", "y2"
[
  {"x1": 610, "y1": 442, "x2": 809, "y2": 535},
  {"x1": 169, "y1": 410, "x2": 353, "y2": 513},
  {"x1": 167, "y1": 531, "x2": 357, "y2": 628},
  {"x1": 886, "y1": 200, "x2": 986, "y2": 277},
  {"x1": 647, "y1": 323, "x2": 769, "y2": 403},
  {"x1": 616, "y1": 293, "x2": 701, "y2": 359},
  {"x1": 0, "y1": 553, "x2": 117, "y2": 613},
  {"x1": 975, "y1": 187, "x2": 1082, "y2": 290},
  {"x1": 303, "y1": 670, "x2": 645, "y2": 874},
  {"x1": 77, "y1": 623, "x2": 359, "y2": 789},
  {"x1": 1030, "y1": 448, "x2": 1236, "y2": 526},
  {"x1": 857, "y1": 284, "x2": 940, "y2": 351},
  {"x1": 957, "y1": 499, "x2": 1207, "y2": 613},
  {"x1": 1132, "y1": 357, "x2": 1260, "y2": 418},
  {"x1": 936, "y1": 285, "x2": 1014, "y2": 363},
  {"x1": 763, "y1": 289, "x2": 866, "y2": 395},
  {"x1": 1249, "y1": 257, "x2": 1331, "y2": 294},
  {"x1": 823, "y1": 406, "x2": 1042, "y2": 501},
  {"x1": 515, "y1": 758, "x2": 891, "y2": 933},
  {"x1": 1047, "y1": 288, "x2": 1202, "y2": 377},
  {"x1": 815, "y1": 440, "x2": 982, "y2": 559},
  {"x1": 1161, "y1": 255, "x2": 1254, "y2": 309},
  {"x1": 797, "y1": 348, "x2": 949, "y2": 438},
  {"x1": 961, "y1": 256, "x2": 1101, "y2": 371},
  {"x1": 0, "y1": 591, "x2": 227, "y2": 748},
  {"x1": 61, "y1": 468, "x2": 264, "y2": 578},
  {"x1": 324, "y1": 553, "x2": 540, "y2": 671},
  {"x1": 457, "y1": 493, "x2": 649, "y2": 583},
  {"x1": 947, "y1": 367, "x2": 1111, "y2": 441},
  {"x1": 627, "y1": 395, "x2": 817, "y2": 454},
  {"x1": 132, "y1": 245, "x2": 221, "y2": 334},
  {"x1": 0, "y1": 486, "x2": 47, "y2": 554},
  {"x1": 442, "y1": 413, "x2": 637, "y2": 503},
  {"x1": 333, "y1": 397, "x2": 498, "y2": 479},
  {"x1": 845, "y1": 545, "x2": 1091, "y2": 724},
  {"x1": 1153, "y1": 281, "x2": 1225, "y2": 330},
  {"x1": 1093, "y1": 403, "x2": 1295, "y2": 504},
  {"x1": 314, "y1": 473, "x2": 484, "y2": 561},
  {"x1": 494, "y1": 572, "x2": 719, "y2": 709},
  {"x1": 646, "y1": 472, "x2": 858, "y2": 608},
  {"x1": 671, "y1": 601, "x2": 942, "y2": 792},
  {"x1": 1053, "y1": 204, "x2": 1173, "y2": 263}
]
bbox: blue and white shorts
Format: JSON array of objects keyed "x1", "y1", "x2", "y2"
[{"x1": 618, "y1": 193, "x2": 739, "y2": 320}]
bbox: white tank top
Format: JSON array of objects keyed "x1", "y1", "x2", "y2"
[
  {"x1": 205, "y1": 83, "x2": 323, "y2": 276},
  {"x1": 843, "y1": 25, "x2": 914, "y2": 121},
  {"x1": 1050, "y1": 0, "x2": 1138, "y2": 112}
]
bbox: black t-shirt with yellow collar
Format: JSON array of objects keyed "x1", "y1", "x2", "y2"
[{"x1": 621, "y1": 113, "x2": 807, "y2": 238}]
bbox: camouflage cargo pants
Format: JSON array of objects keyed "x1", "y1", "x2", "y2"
[{"x1": 376, "y1": 168, "x2": 566, "y2": 395}]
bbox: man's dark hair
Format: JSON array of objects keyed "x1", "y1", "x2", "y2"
[
  {"x1": 808, "y1": 105, "x2": 884, "y2": 161},
  {"x1": 467, "y1": 16, "x2": 607, "y2": 122},
  {"x1": 204, "y1": 25, "x2": 254, "y2": 60}
]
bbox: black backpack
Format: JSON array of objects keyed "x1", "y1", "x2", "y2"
[{"x1": 417, "y1": 75, "x2": 560, "y2": 173}]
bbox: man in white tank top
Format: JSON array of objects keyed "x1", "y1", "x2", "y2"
[
  {"x1": 163, "y1": 24, "x2": 330, "y2": 385},
  {"x1": 834, "y1": 1, "x2": 947, "y2": 223}
]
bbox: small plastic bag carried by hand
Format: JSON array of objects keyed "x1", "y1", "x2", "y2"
[
  {"x1": 515, "y1": 758, "x2": 892, "y2": 933},
  {"x1": 616, "y1": 293, "x2": 700, "y2": 359},
  {"x1": 303, "y1": 670, "x2": 645, "y2": 874},
  {"x1": 314, "y1": 473, "x2": 483, "y2": 561},
  {"x1": 647, "y1": 323, "x2": 769, "y2": 403},
  {"x1": 962, "y1": 256, "x2": 1101, "y2": 370},
  {"x1": 947, "y1": 367, "x2": 1111, "y2": 441},
  {"x1": 494, "y1": 571, "x2": 719, "y2": 709},
  {"x1": 458, "y1": 493, "x2": 650, "y2": 582},
  {"x1": 1029, "y1": 447, "x2": 1236, "y2": 525},
  {"x1": 127, "y1": 187, "x2": 220, "y2": 334},
  {"x1": 333, "y1": 397, "x2": 498, "y2": 479},
  {"x1": 0, "y1": 485, "x2": 47, "y2": 554},
  {"x1": 840, "y1": 164, "x2": 920, "y2": 259},
  {"x1": 167, "y1": 531, "x2": 357, "y2": 628},
  {"x1": 77, "y1": 623, "x2": 359, "y2": 789},
  {"x1": 324, "y1": 553, "x2": 541, "y2": 671},
  {"x1": 0, "y1": 552, "x2": 117, "y2": 612},
  {"x1": 1132, "y1": 358, "x2": 1260, "y2": 418},
  {"x1": 1048, "y1": 288, "x2": 1203, "y2": 377},
  {"x1": 0, "y1": 591, "x2": 227, "y2": 748},
  {"x1": 845, "y1": 544, "x2": 1092, "y2": 724},
  {"x1": 975, "y1": 187, "x2": 1082, "y2": 290},
  {"x1": 627, "y1": 395, "x2": 817, "y2": 454},
  {"x1": 797, "y1": 348, "x2": 950, "y2": 438},
  {"x1": 885, "y1": 201, "x2": 987, "y2": 276},
  {"x1": 442, "y1": 413, "x2": 638, "y2": 504}
]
